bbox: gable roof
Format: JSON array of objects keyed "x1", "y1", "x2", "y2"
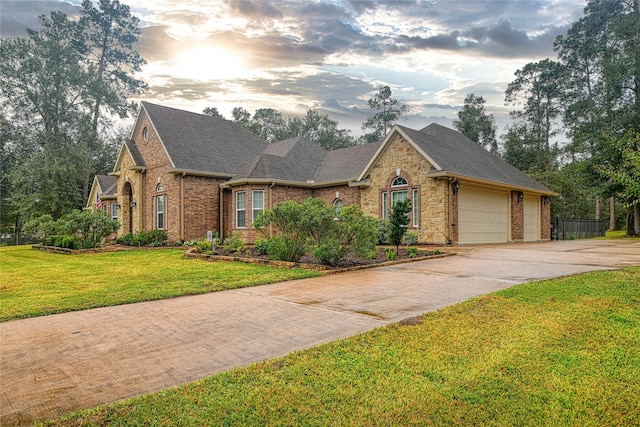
[
  {"x1": 95, "y1": 175, "x2": 117, "y2": 197},
  {"x1": 112, "y1": 138, "x2": 146, "y2": 174},
  {"x1": 229, "y1": 136, "x2": 327, "y2": 184},
  {"x1": 141, "y1": 101, "x2": 268, "y2": 176},
  {"x1": 359, "y1": 123, "x2": 554, "y2": 194},
  {"x1": 227, "y1": 136, "x2": 383, "y2": 186}
]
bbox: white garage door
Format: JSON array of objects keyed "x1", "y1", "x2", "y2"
[
  {"x1": 458, "y1": 186, "x2": 509, "y2": 244},
  {"x1": 524, "y1": 196, "x2": 539, "y2": 241}
]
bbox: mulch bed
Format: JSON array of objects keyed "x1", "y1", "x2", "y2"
[{"x1": 188, "y1": 245, "x2": 454, "y2": 273}]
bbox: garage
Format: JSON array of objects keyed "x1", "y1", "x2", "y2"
[
  {"x1": 458, "y1": 186, "x2": 509, "y2": 244},
  {"x1": 523, "y1": 196, "x2": 540, "y2": 241}
]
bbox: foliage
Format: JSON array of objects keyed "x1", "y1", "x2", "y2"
[
  {"x1": 254, "y1": 238, "x2": 269, "y2": 255},
  {"x1": 116, "y1": 230, "x2": 168, "y2": 246},
  {"x1": 254, "y1": 198, "x2": 377, "y2": 266},
  {"x1": 375, "y1": 219, "x2": 391, "y2": 245},
  {"x1": 202, "y1": 107, "x2": 224, "y2": 118},
  {"x1": 194, "y1": 239, "x2": 214, "y2": 254},
  {"x1": 384, "y1": 247, "x2": 397, "y2": 261},
  {"x1": 0, "y1": 1, "x2": 146, "y2": 224},
  {"x1": 361, "y1": 85, "x2": 409, "y2": 143},
  {"x1": 401, "y1": 231, "x2": 418, "y2": 246},
  {"x1": 223, "y1": 231, "x2": 246, "y2": 255},
  {"x1": 25, "y1": 209, "x2": 119, "y2": 249},
  {"x1": 0, "y1": 246, "x2": 319, "y2": 321},
  {"x1": 389, "y1": 198, "x2": 411, "y2": 250},
  {"x1": 405, "y1": 246, "x2": 419, "y2": 258},
  {"x1": 453, "y1": 93, "x2": 498, "y2": 153},
  {"x1": 229, "y1": 106, "x2": 357, "y2": 149}
]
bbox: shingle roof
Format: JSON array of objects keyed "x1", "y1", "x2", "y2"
[
  {"x1": 230, "y1": 136, "x2": 327, "y2": 183},
  {"x1": 314, "y1": 141, "x2": 383, "y2": 182},
  {"x1": 124, "y1": 139, "x2": 146, "y2": 167},
  {"x1": 95, "y1": 175, "x2": 117, "y2": 197},
  {"x1": 400, "y1": 123, "x2": 553, "y2": 192},
  {"x1": 142, "y1": 101, "x2": 267, "y2": 175}
]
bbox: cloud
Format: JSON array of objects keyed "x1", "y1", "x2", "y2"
[{"x1": 0, "y1": 0, "x2": 80, "y2": 37}]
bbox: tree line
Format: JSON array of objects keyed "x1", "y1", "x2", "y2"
[{"x1": 1, "y1": 0, "x2": 638, "y2": 237}]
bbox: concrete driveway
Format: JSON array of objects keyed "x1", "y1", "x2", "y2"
[{"x1": 1, "y1": 240, "x2": 639, "y2": 426}]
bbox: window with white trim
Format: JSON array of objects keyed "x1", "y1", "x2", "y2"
[
  {"x1": 333, "y1": 198, "x2": 344, "y2": 217},
  {"x1": 156, "y1": 195, "x2": 165, "y2": 229},
  {"x1": 392, "y1": 190, "x2": 408, "y2": 206},
  {"x1": 381, "y1": 192, "x2": 388, "y2": 219},
  {"x1": 392, "y1": 176, "x2": 408, "y2": 187},
  {"x1": 252, "y1": 190, "x2": 264, "y2": 225},
  {"x1": 111, "y1": 203, "x2": 120, "y2": 221},
  {"x1": 412, "y1": 188, "x2": 419, "y2": 227},
  {"x1": 236, "y1": 191, "x2": 246, "y2": 228}
]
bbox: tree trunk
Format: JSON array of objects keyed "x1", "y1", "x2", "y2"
[
  {"x1": 635, "y1": 204, "x2": 640, "y2": 236},
  {"x1": 609, "y1": 196, "x2": 616, "y2": 230},
  {"x1": 595, "y1": 195, "x2": 601, "y2": 220},
  {"x1": 626, "y1": 207, "x2": 635, "y2": 236}
]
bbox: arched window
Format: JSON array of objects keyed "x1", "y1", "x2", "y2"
[
  {"x1": 333, "y1": 198, "x2": 344, "y2": 215},
  {"x1": 143, "y1": 127, "x2": 148, "y2": 141},
  {"x1": 392, "y1": 176, "x2": 408, "y2": 187},
  {"x1": 156, "y1": 183, "x2": 163, "y2": 192}
]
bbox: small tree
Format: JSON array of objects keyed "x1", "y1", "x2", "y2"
[{"x1": 389, "y1": 198, "x2": 411, "y2": 251}]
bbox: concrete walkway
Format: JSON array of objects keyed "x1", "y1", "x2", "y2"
[{"x1": 1, "y1": 240, "x2": 639, "y2": 426}]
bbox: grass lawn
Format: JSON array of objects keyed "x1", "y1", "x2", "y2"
[
  {"x1": 39, "y1": 267, "x2": 640, "y2": 427},
  {"x1": 0, "y1": 245, "x2": 320, "y2": 321}
]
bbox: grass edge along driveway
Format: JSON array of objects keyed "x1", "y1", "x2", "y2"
[
  {"x1": 39, "y1": 267, "x2": 640, "y2": 427},
  {"x1": 0, "y1": 245, "x2": 320, "y2": 322}
]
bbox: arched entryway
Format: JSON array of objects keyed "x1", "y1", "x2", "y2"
[{"x1": 122, "y1": 181, "x2": 134, "y2": 234}]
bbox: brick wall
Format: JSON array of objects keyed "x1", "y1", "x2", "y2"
[
  {"x1": 511, "y1": 191, "x2": 524, "y2": 241},
  {"x1": 541, "y1": 197, "x2": 551, "y2": 240}
]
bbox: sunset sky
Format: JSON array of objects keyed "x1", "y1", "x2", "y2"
[{"x1": 1, "y1": 0, "x2": 587, "y2": 137}]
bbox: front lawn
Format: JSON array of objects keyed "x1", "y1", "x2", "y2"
[
  {"x1": 0, "y1": 245, "x2": 320, "y2": 321},
  {"x1": 40, "y1": 267, "x2": 640, "y2": 426}
]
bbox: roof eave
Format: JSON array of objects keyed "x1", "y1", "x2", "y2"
[
  {"x1": 167, "y1": 168, "x2": 234, "y2": 179},
  {"x1": 222, "y1": 177, "x2": 354, "y2": 189},
  {"x1": 426, "y1": 171, "x2": 558, "y2": 196}
]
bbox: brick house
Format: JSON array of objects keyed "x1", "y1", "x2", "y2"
[{"x1": 88, "y1": 101, "x2": 555, "y2": 245}]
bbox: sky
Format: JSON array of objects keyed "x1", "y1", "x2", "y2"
[{"x1": 1, "y1": 0, "x2": 588, "y2": 138}]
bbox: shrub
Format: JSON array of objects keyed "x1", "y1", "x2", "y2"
[
  {"x1": 401, "y1": 231, "x2": 418, "y2": 246},
  {"x1": 255, "y1": 238, "x2": 269, "y2": 255},
  {"x1": 385, "y1": 247, "x2": 397, "y2": 261},
  {"x1": 434, "y1": 249, "x2": 441, "y2": 255},
  {"x1": 313, "y1": 239, "x2": 341, "y2": 266},
  {"x1": 195, "y1": 239, "x2": 213, "y2": 254},
  {"x1": 375, "y1": 219, "x2": 391, "y2": 245},
  {"x1": 389, "y1": 199, "x2": 411, "y2": 250},
  {"x1": 116, "y1": 233, "x2": 139, "y2": 246},
  {"x1": 223, "y1": 232, "x2": 245, "y2": 255},
  {"x1": 406, "y1": 246, "x2": 419, "y2": 258},
  {"x1": 266, "y1": 235, "x2": 308, "y2": 263},
  {"x1": 28, "y1": 210, "x2": 119, "y2": 249}
]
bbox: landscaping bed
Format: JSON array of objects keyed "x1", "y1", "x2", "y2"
[{"x1": 186, "y1": 245, "x2": 454, "y2": 273}]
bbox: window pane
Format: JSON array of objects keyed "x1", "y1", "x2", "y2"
[
  {"x1": 392, "y1": 190, "x2": 408, "y2": 206},
  {"x1": 252, "y1": 190, "x2": 264, "y2": 223},
  {"x1": 382, "y1": 192, "x2": 388, "y2": 219},
  {"x1": 156, "y1": 195, "x2": 164, "y2": 229},
  {"x1": 236, "y1": 192, "x2": 246, "y2": 228},
  {"x1": 413, "y1": 189, "x2": 419, "y2": 227}
]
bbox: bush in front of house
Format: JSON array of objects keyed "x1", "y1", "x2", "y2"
[
  {"x1": 24, "y1": 210, "x2": 119, "y2": 249},
  {"x1": 223, "y1": 231, "x2": 245, "y2": 255},
  {"x1": 254, "y1": 198, "x2": 377, "y2": 266},
  {"x1": 401, "y1": 231, "x2": 418, "y2": 246},
  {"x1": 116, "y1": 230, "x2": 169, "y2": 246},
  {"x1": 389, "y1": 198, "x2": 411, "y2": 251},
  {"x1": 376, "y1": 219, "x2": 391, "y2": 245}
]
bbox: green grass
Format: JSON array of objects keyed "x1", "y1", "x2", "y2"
[
  {"x1": 0, "y1": 245, "x2": 319, "y2": 321},
  {"x1": 598, "y1": 229, "x2": 640, "y2": 239},
  {"x1": 39, "y1": 267, "x2": 640, "y2": 427}
]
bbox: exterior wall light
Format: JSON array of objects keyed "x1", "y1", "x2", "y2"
[
  {"x1": 453, "y1": 180, "x2": 460, "y2": 195},
  {"x1": 518, "y1": 192, "x2": 524, "y2": 203},
  {"x1": 543, "y1": 196, "x2": 550, "y2": 205},
  {"x1": 130, "y1": 200, "x2": 137, "y2": 208}
]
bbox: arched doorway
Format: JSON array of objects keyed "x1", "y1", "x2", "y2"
[{"x1": 122, "y1": 181, "x2": 134, "y2": 234}]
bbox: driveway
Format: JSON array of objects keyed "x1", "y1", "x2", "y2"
[{"x1": 1, "y1": 240, "x2": 639, "y2": 426}]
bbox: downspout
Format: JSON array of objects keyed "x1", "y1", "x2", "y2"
[
  {"x1": 269, "y1": 182, "x2": 276, "y2": 237},
  {"x1": 180, "y1": 172, "x2": 186, "y2": 241},
  {"x1": 447, "y1": 177, "x2": 455, "y2": 244},
  {"x1": 219, "y1": 185, "x2": 224, "y2": 239}
]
